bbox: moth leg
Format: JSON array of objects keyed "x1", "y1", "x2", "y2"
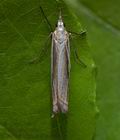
[
  {"x1": 74, "y1": 48, "x2": 87, "y2": 68},
  {"x1": 69, "y1": 31, "x2": 87, "y2": 67},
  {"x1": 68, "y1": 30, "x2": 86, "y2": 37},
  {"x1": 29, "y1": 33, "x2": 52, "y2": 64},
  {"x1": 80, "y1": 30, "x2": 86, "y2": 35},
  {"x1": 29, "y1": 6, "x2": 53, "y2": 64}
]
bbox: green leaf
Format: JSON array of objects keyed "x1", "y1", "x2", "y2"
[
  {"x1": 0, "y1": 0, "x2": 97, "y2": 140},
  {"x1": 65, "y1": 0, "x2": 120, "y2": 139}
]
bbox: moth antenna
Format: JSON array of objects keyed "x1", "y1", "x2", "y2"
[
  {"x1": 59, "y1": 8, "x2": 62, "y2": 20},
  {"x1": 39, "y1": 6, "x2": 53, "y2": 31}
]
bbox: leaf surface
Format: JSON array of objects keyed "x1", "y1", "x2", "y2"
[{"x1": 0, "y1": 0, "x2": 97, "y2": 139}]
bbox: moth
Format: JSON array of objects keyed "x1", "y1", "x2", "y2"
[
  {"x1": 51, "y1": 12, "x2": 70, "y2": 113},
  {"x1": 32, "y1": 7, "x2": 86, "y2": 115}
]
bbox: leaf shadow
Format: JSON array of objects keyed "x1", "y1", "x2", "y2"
[{"x1": 51, "y1": 114, "x2": 68, "y2": 140}]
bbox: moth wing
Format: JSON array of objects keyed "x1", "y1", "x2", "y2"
[
  {"x1": 51, "y1": 34, "x2": 59, "y2": 113},
  {"x1": 66, "y1": 34, "x2": 71, "y2": 78},
  {"x1": 58, "y1": 34, "x2": 70, "y2": 113}
]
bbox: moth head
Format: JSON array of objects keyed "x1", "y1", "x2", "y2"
[
  {"x1": 57, "y1": 19, "x2": 64, "y2": 26},
  {"x1": 56, "y1": 11, "x2": 65, "y2": 31},
  {"x1": 57, "y1": 20, "x2": 65, "y2": 31}
]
